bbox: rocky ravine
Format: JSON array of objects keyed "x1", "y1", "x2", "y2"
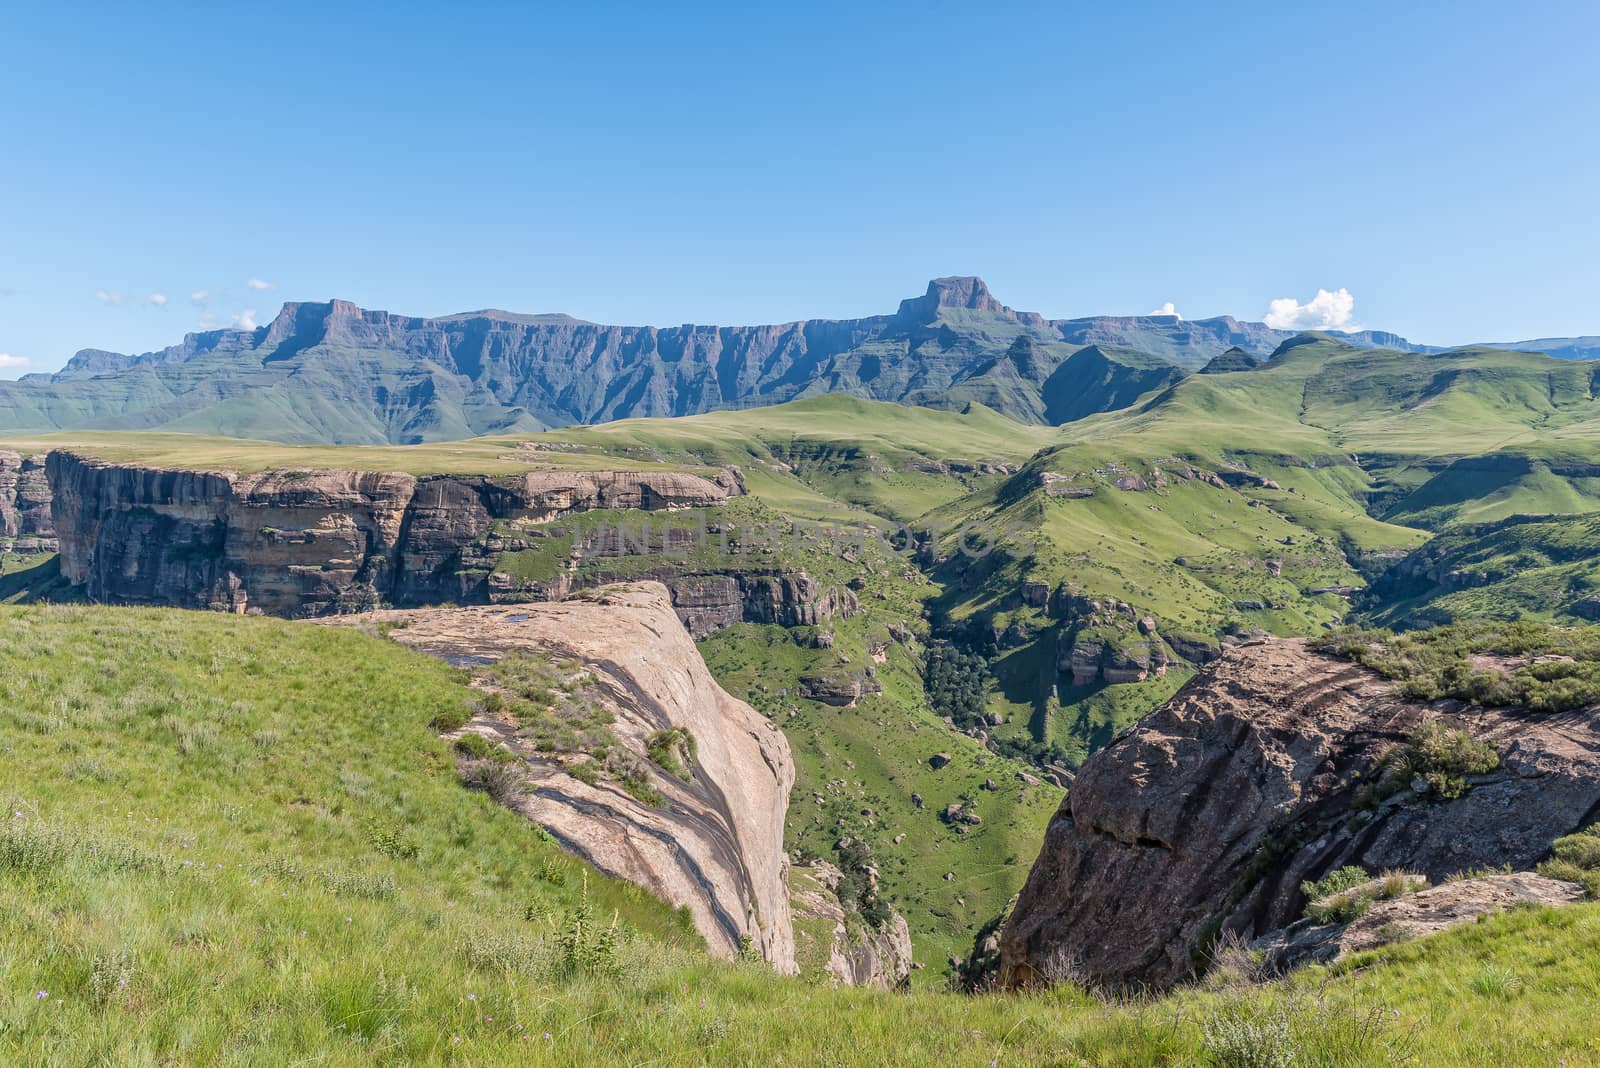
[
  {"x1": 337, "y1": 584, "x2": 799, "y2": 970},
  {"x1": 45, "y1": 451, "x2": 852, "y2": 631},
  {"x1": 999, "y1": 638, "x2": 1600, "y2": 990}
]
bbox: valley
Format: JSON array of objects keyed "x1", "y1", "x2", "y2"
[{"x1": 7, "y1": 319, "x2": 1600, "y2": 1063}]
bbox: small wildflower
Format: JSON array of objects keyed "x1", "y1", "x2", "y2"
[
  {"x1": 544, "y1": 1032, "x2": 552, "y2": 1040},
  {"x1": 467, "y1": 993, "x2": 477, "y2": 1001},
  {"x1": 35, "y1": 990, "x2": 48, "y2": 999}
]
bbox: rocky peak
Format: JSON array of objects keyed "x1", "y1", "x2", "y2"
[
  {"x1": 263, "y1": 299, "x2": 368, "y2": 345},
  {"x1": 896, "y1": 276, "x2": 1044, "y2": 326}
]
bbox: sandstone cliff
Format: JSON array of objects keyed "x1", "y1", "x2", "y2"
[
  {"x1": 338, "y1": 584, "x2": 797, "y2": 969},
  {"x1": 0, "y1": 451, "x2": 55, "y2": 552},
  {"x1": 47, "y1": 452, "x2": 843, "y2": 628},
  {"x1": 1000, "y1": 638, "x2": 1600, "y2": 990}
]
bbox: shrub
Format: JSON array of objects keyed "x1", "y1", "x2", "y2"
[
  {"x1": 645, "y1": 727, "x2": 697, "y2": 781},
  {"x1": 569, "y1": 760, "x2": 601, "y2": 785},
  {"x1": 454, "y1": 733, "x2": 493, "y2": 759},
  {"x1": 1370, "y1": 722, "x2": 1499, "y2": 803},
  {"x1": 1302, "y1": 866, "x2": 1370, "y2": 902},
  {"x1": 428, "y1": 704, "x2": 470, "y2": 732},
  {"x1": 1306, "y1": 889, "x2": 1374, "y2": 926},
  {"x1": 462, "y1": 760, "x2": 524, "y2": 806},
  {"x1": 0, "y1": 822, "x2": 66, "y2": 874},
  {"x1": 557, "y1": 873, "x2": 622, "y2": 977},
  {"x1": 1201, "y1": 1006, "x2": 1297, "y2": 1068},
  {"x1": 1540, "y1": 824, "x2": 1600, "y2": 896},
  {"x1": 363, "y1": 818, "x2": 419, "y2": 860}
]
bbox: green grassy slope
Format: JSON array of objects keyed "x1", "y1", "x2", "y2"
[{"x1": 2, "y1": 605, "x2": 1598, "y2": 1065}]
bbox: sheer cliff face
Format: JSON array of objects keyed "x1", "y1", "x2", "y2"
[
  {"x1": 46, "y1": 451, "x2": 744, "y2": 616},
  {"x1": 338, "y1": 586, "x2": 797, "y2": 970},
  {"x1": 0, "y1": 451, "x2": 54, "y2": 551},
  {"x1": 1000, "y1": 639, "x2": 1600, "y2": 991}
]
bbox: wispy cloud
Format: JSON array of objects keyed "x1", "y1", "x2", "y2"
[
  {"x1": 1147, "y1": 302, "x2": 1181, "y2": 320},
  {"x1": 95, "y1": 289, "x2": 126, "y2": 305},
  {"x1": 0, "y1": 353, "x2": 28, "y2": 369},
  {"x1": 191, "y1": 290, "x2": 211, "y2": 306},
  {"x1": 233, "y1": 309, "x2": 259, "y2": 330},
  {"x1": 145, "y1": 292, "x2": 169, "y2": 307},
  {"x1": 245, "y1": 277, "x2": 274, "y2": 291},
  {"x1": 1263, "y1": 288, "x2": 1357, "y2": 331}
]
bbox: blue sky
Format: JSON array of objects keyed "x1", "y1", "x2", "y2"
[{"x1": 2, "y1": 2, "x2": 1598, "y2": 377}]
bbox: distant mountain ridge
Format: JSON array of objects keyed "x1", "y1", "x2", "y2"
[{"x1": 2, "y1": 276, "x2": 1594, "y2": 445}]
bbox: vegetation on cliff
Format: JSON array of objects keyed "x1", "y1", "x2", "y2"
[{"x1": 1315, "y1": 620, "x2": 1600, "y2": 712}]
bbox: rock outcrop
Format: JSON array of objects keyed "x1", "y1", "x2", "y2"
[
  {"x1": 336, "y1": 584, "x2": 797, "y2": 970},
  {"x1": 790, "y1": 862, "x2": 914, "y2": 989},
  {"x1": 1250, "y1": 872, "x2": 1585, "y2": 974},
  {"x1": 1000, "y1": 639, "x2": 1600, "y2": 990},
  {"x1": 0, "y1": 451, "x2": 55, "y2": 552}
]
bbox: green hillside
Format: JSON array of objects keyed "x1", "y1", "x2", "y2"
[{"x1": 2, "y1": 604, "x2": 1598, "y2": 1066}]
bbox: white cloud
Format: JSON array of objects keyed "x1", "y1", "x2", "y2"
[
  {"x1": 94, "y1": 289, "x2": 126, "y2": 305},
  {"x1": 245, "y1": 277, "x2": 274, "y2": 291},
  {"x1": 0, "y1": 353, "x2": 28, "y2": 369},
  {"x1": 233, "y1": 309, "x2": 258, "y2": 330},
  {"x1": 191, "y1": 290, "x2": 211, "y2": 306},
  {"x1": 1263, "y1": 287, "x2": 1357, "y2": 331},
  {"x1": 1147, "y1": 302, "x2": 1181, "y2": 320},
  {"x1": 145, "y1": 292, "x2": 169, "y2": 307}
]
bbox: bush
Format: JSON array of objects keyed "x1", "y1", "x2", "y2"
[
  {"x1": 0, "y1": 822, "x2": 66, "y2": 874},
  {"x1": 1540, "y1": 824, "x2": 1600, "y2": 896},
  {"x1": 429, "y1": 703, "x2": 470, "y2": 732},
  {"x1": 645, "y1": 727, "x2": 697, "y2": 781},
  {"x1": 363, "y1": 818, "x2": 419, "y2": 860},
  {"x1": 557, "y1": 873, "x2": 622, "y2": 977},
  {"x1": 1368, "y1": 722, "x2": 1499, "y2": 803},
  {"x1": 1201, "y1": 1006, "x2": 1297, "y2": 1068},
  {"x1": 462, "y1": 760, "x2": 524, "y2": 806},
  {"x1": 1301, "y1": 866, "x2": 1370, "y2": 902}
]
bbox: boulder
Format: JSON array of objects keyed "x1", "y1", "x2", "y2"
[{"x1": 1000, "y1": 639, "x2": 1600, "y2": 990}]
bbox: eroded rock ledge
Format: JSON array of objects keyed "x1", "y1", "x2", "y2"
[
  {"x1": 999, "y1": 638, "x2": 1600, "y2": 990},
  {"x1": 335, "y1": 583, "x2": 797, "y2": 970}
]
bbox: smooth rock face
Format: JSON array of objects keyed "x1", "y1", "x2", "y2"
[
  {"x1": 0, "y1": 451, "x2": 55, "y2": 551},
  {"x1": 341, "y1": 584, "x2": 797, "y2": 970},
  {"x1": 790, "y1": 861, "x2": 913, "y2": 988},
  {"x1": 1000, "y1": 639, "x2": 1600, "y2": 990},
  {"x1": 1251, "y1": 872, "x2": 1585, "y2": 974}
]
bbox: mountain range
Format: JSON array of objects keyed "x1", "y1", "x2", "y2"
[{"x1": 4, "y1": 276, "x2": 1598, "y2": 446}]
